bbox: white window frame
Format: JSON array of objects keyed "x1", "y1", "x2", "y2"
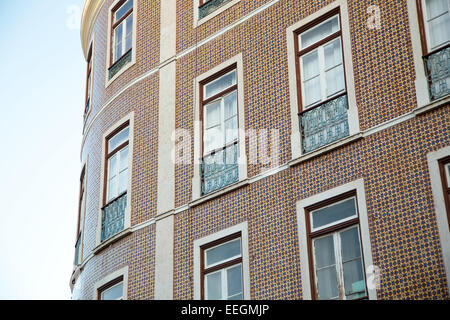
[
  {"x1": 94, "y1": 266, "x2": 129, "y2": 300},
  {"x1": 96, "y1": 112, "x2": 134, "y2": 247},
  {"x1": 112, "y1": 1, "x2": 133, "y2": 63},
  {"x1": 287, "y1": 0, "x2": 360, "y2": 159},
  {"x1": 296, "y1": 178, "x2": 377, "y2": 300},
  {"x1": 193, "y1": 0, "x2": 242, "y2": 27},
  {"x1": 105, "y1": 0, "x2": 137, "y2": 87},
  {"x1": 421, "y1": 0, "x2": 450, "y2": 51},
  {"x1": 192, "y1": 53, "x2": 247, "y2": 201},
  {"x1": 407, "y1": 0, "x2": 450, "y2": 109},
  {"x1": 298, "y1": 15, "x2": 346, "y2": 110},
  {"x1": 194, "y1": 222, "x2": 250, "y2": 300},
  {"x1": 427, "y1": 146, "x2": 450, "y2": 294}
]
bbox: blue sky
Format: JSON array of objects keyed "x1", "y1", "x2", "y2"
[{"x1": 0, "y1": 0, "x2": 86, "y2": 299}]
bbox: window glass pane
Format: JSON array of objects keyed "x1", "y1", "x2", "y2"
[
  {"x1": 205, "y1": 100, "x2": 221, "y2": 128},
  {"x1": 204, "y1": 70, "x2": 236, "y2": 99},
  {"x1": 109, "y1": 126, "x2": 129, "y2": 151},
  {"x1": 101, "y1": 282, "x2": 123, "y2": 300},
  {"x1": 115, "y1": 0, "x2": 133, "y2": 22},
  {"x1": 428, "y1": 13, "x2": 450, "y2": 49},
  {"x1": 118, "y1": 169, "x2": 128, "y2": 194},
  {"x1": 206, "y1": 271, "x2": 222, "y2": 300},
  {"x1": 300, "y1": 15, "x2": 340, "y2": 49},
  {"x1": 206, "y1": 238, "x2": 241, "y2": 267},
  {"x1": 225, "y1": 117, "x2": 238, "y2": 144},
  {"x1": 303, "y1": 77, "x2": 321, "y2": 107},
  {"x1": 119, "y1": 146, "x2": 129, "y2": 171},
  {"x1": 301, "y1": 51, "x2": 320, "y2": 80},
  {"x1": 108, "y1": 176, "x2": 118, "y2": 201},
  {"x1": 343, "y1": 259, "x2": 366, "y2": 299},
  {"x1": 109, "y1": 154, "x2": 118, "y2": 179},
  {"x1": 114, "y1": 24, "x2": 123, "y2": 61},
  {"x1": 340, "y1": 227, "x2": 362, "y2": 262},
  {"x1": 446, "y1": 163, "x2": 450, "y2": 187},
  {"x1": 227, "y1": 264, "x2": 243, "y2": 299},
  {"x1": 204, "y1": 126, "x2": 223, "y2": 154},
  {"x1": 316, "y1": 266, "x2": 339, "y2": 300},
  {"x1": 324, "y1": 38, "x2": 342, "y2": 69},
  {"x1": 325, "y1": 64, "x2": 345, "y2": 97},
  {"x1": 224, "y1": 91, "x2": 237, "y2": 120},
  {"x1": 313, "y1": 235, "x2": 336, "y2": 268},
  {"x1": 125, "y1": 14, "x2": 133, "y2": 52},
  {"x1": 426, "y1": 0, "x2": 449, "y2": 19},
  {"x1": 311, "y1": 197, "x2": 357, "y2": 230}
]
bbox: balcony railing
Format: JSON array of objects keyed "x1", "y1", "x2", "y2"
[
  {"x1": 299, "y1": 93, "x2": 350, "y2": 154},
  {"x1": 199, "y1": 0, "x2": 232, "y2": 19},
  {"x1": 424, "y1": 44, "x2": 450, "y2": 101},
  {"x1": 201, "y1": 142, "x2": 239, "y2": 196},
  {"x1": 74, "y1": 234, "x2": 81, "y2": 266},
  {"x1": 108, "y1": 49, "x2": 132, "y2": 80},
  {"x1": 101, "y1": 192, "x2": 127, "y2": 242}
]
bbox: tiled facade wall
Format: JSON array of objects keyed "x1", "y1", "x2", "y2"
[{"x1": 73, "y1": 0, "x2": 450, "y2": 300}]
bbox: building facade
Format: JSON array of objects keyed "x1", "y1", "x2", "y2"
[{"x1": 70, "y1": 0, "x2": 450, "y2": 300}]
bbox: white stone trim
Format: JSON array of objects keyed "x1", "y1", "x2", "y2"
[
  {"x1": 160, "y1": 0, "x2": 177, "y2": 63},
  {"x1": 96, "y1": 112, "x2": 134, "y2": 247},
  {"x1": 427, "y1": 146, "x2": 450, "y2": 294},
  {"x1": 193, "y1": 0, "x2": 242, "y2": 27},
  {"x1": 286, "y1": 0, "x2": 360, "y2": 159},
  {"x1": 193, "y1": 221, "x2": 250, "y2": 300},
  {"x1": 154, "y1": 215, "x2": 174, "y2": 299},
  {"x1": 192, "y1": 53, "x2": 247, "y2": 201},
  {"x1": 296, "y1": 178, "x2": 377, "y2": 300},
  {"x1": 105, "y1": 0, "x2": 138, "y2": 88},
  {"x1": 94, "y1": 266, "x2": 129, "y2": 300},
  {"x1": 407, "y1": 0, "x2": 431, "y2": 109}
]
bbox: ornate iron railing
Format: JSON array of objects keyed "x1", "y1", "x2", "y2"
[
  {"x1": 201, "y1": 142, "x2": 239, "y2": 195},
  {"x1": 299, "y1": 93, "x2": 350, "y2": 154},
  {"x1": 74, "y1": 234, "x2": 81, "y2": 266},
  {"x1": 108, "y1": 49, "x2": 132, "y2": 80},
  {"x1": 199, "y1": 0, "x2": 232, "y2": 19},
  {"x1": 424, "y1": 44, "x2": 450, "y2": 101},
  {"x1": 101, "y1": 192, "x2": 127, "y2": 242}
]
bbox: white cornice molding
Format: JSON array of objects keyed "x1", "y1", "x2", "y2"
[{"x1": 81, "y1": 0, "x2": 105, "y2": 59}]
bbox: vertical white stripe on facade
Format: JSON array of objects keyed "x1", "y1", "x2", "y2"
[{"x1": 154, "y1": 0, "x2": 177, "y2": 300}]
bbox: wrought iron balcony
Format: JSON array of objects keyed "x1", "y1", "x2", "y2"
[
  {"x1": 424, "y1": 44, "x2": 450, "y2": 101},
  {"x1": 201, "y1": 142, "x2": 239, "y2": 195},
  {"x1": 299, "y1": 93, "x2": 350, "y2": 154},
  {"x1": 108, "y1": 49, "x2": 132, "y2": 80},
  {"x1": 74, "y1": 234, "x2": 81, "y2": 266},
  {"x1": 199, "y1": 0, "x2": 232, "y2": 19},
  {"x1": 101, "y1": 192, "x2": 127, "y2": 242}
]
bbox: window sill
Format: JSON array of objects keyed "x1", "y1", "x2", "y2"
[
  {"x1": 191, "y1": 178, "x2": 249, "y2": 208},
  {"x1": 413, "y1": 95, "x2": 450, "y2": 116},
  {"x1": 105, "y1": 57, "x2": 135, "y2": 89},
  {"x1": 289, "y1": 133, "x2": 363, "y2": 167},
  {"x1": 93, "y1": 227, "x2": 132, "y2": 255},
  {"x1": 195, "y1": 0, "x2": 241, "y2": 27}
]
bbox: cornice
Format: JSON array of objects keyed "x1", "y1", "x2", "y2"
[{"x1": 81, "y1": 0, "x2": 105, "y2": 59}]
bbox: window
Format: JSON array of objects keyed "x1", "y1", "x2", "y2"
[
  {"x1": 98, "y1": 277, "x2": 124, "y2": 300},
  {"x1": 417, "y1": 0, "x2": 450, "y2": 100},
  {"x1": 199, "y1": 0, "x2": 233, "y2": 20},
  {"x1": 200, "y1": 65, "x2": 239, "y2": 195},
  {"x1": 201, "y1": 233, "x2": 243, "y2": 300},
  {"x1": 439, "y1": 157, "x2": 450, "y2": 227},
  {"x1": 101, "y1": 123, "x2": 130, "y2": 242},
  {"x1": 84, "y1": 45, "x2": 93, "y2": 119},
  {"x1": 294, "y1": 9, "x2": 350, "y2": 154},
  {"x1": 74, "y1": 167, "x2": 86, "y2": 266},
  {"x1": 306, "y1": 192, "x2": 368, "y2": 300},
  {"x1": 109, "y1": 0, "x2": 134, "y2": 80}
]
